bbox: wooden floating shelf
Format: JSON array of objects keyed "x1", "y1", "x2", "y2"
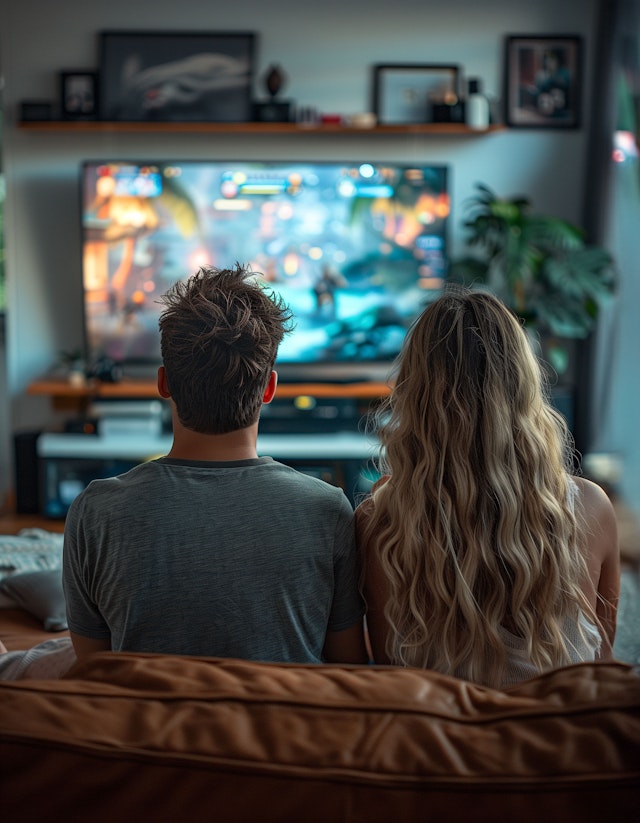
[
  {"x1": 18, "y1": 120, "x2": 505, "y2": 136},
  {"x1": 28, "y1": 378, "x2": 392, "y2": 403}
]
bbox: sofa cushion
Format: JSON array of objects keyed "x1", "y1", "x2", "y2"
[
  {"x1": 0, "y1": 569, "x2": 67, "y2": 631},
  {"x1": 0, "y1": 656, "x2": 638, "y2": 822}
]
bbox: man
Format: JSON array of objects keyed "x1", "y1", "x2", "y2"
[{"x1": 63, "y1": 265, "x2": 367, "y2": 665}]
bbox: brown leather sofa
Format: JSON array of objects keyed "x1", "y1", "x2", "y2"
[{"x1": 1, "y1": 653, "x2": 639, "y2": 822}]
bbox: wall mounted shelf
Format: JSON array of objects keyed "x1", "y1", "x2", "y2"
[{"x1": 18, "y1": 120, "x2": 505, "y2": 136}]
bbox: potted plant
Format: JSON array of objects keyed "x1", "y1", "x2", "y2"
[
  {"x1": 59, "y1": 348, "x2": 87, "y2": 387},
  {"x1": 448, "y1": 183, "x2": 617, "y2": 340}
]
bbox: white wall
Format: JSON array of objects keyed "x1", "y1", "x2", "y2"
[{"x1": 4, "y1": 0, "x2": 626, "y2": 508}]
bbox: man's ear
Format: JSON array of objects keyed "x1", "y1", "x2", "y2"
[
  {"x1": 157, "y1": 366, "x2": 171, "y2": 399},
  {"x1": 263, "y1": 370, "x2": 278, "y2": 404}
]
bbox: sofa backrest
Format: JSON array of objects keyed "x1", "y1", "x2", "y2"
[{"x1": 1, "y1": 655, "x2": 639, "y2": 822}]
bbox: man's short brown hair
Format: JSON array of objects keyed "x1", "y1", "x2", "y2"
[{"x1": 159, "y1": 265, "x2": 293, "y2": 434}]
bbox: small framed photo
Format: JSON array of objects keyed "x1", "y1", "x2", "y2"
[
  {"x1": 99, "y1": 30, "x2": 255, "y2": 122},
  {"x1": 60, "y1": 71, "x2": 99, "y2": 120},
  {"x1": 373, "y1": 64, "x2": 459, "y2": 125},
  {"x1": 504, "y1": 35, "x2": 582, "y2": 129}
]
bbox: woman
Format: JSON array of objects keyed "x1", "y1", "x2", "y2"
[{"x1": 356, "y1": 288, "x2": 619, "y2": 688}]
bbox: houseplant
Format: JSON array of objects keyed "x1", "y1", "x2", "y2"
[
  {"x1": 58, "y1": 348, "x2": 87, "y2": 387},
  {"x1": 447, "y1": 183, "x2": 617, "y2": 339}
]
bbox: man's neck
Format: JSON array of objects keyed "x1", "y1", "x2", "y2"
[{"x1": 167, "y1": 422, "x2": 260, "y2": 462}]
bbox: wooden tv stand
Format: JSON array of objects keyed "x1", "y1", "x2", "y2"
[{"x1": 27, "y1": 377, "x2": 391, "y2": 412}]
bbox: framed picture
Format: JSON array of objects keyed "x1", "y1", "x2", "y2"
[
  {"x1": 373, "y1": 64, "x2": 459, "y2": 125},
  {"x1": 99, "y1": 30, "x2": 255, "y2": 122},
  {"x1": 60, "y1": 71, "x2": 99, "y2": 120},
  {"x1": 504, "y1": 35, "x2": 582, "y2": 128}
]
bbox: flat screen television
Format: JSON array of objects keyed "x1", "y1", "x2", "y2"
[{"x1": 80, "y1": 159, "x2": 450, "y2": 379}]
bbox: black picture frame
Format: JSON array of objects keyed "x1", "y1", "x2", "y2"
[
  {"x1": 99, "y1": 30, "x2": 255, "y2": 122},
  {"x1": 60, "y1": 71, "x2": 99, "y2": 121},
  {"x1": 372, "y1": 64, "x2": 459, "y2": 125},
  {"x1": 504, "y1": 35, "x2": 582, "y2": 129}
]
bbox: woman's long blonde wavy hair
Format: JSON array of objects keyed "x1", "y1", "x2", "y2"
[{"x1": 360, "y1": 287, "x2": 596, "y2": 687}]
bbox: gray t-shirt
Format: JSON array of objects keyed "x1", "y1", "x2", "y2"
[{"x1": 63, "y1": 457, "x2": 363, "y2": 663}]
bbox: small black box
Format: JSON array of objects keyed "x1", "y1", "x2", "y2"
[
  {"x1": 20, "y1": 101, "x2": 53, "y2": 122},
  {"x1": 431, "y1": 101, "x2": 465, "y2": 123},
  {"x1": 253, "y1": 101, "x2": 292, "y2": 123}
]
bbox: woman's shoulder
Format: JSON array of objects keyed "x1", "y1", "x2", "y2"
[
  {"x1": 571, "y1": 475, "x2": 617, "y2": 519},
  {"x1": 571, "y1": 474, "x2": 619, "y2": 561}
]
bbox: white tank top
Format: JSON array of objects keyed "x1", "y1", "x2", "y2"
[{"x1": 498, "y1": 613, "x2": 602, "y2": 687}]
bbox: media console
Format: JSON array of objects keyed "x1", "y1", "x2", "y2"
[
  {"x1": 37, "y1": 430, "x2": 379, "y2": 518},
  {"x1": 24, "y1": 378, "x2": 387, "y2": 517}
]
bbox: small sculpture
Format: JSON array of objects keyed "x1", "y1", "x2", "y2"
[{"x1": 264, "y1": 64, "x2": 287, "y2": 99}]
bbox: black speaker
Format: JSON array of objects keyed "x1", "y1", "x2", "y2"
[{"x1": 13, "y1": 431, "x2": 41, "y2": 514}]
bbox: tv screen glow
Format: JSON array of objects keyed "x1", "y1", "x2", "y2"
[{"x1": 81, "y1": 160, "x2": 449, "y2": 371}]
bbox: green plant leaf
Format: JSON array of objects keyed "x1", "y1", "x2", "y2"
[
  {"x1": 533, "y1": 294, "x2": 594, "y2": 338},
  {"x1": 524, "y1": 216, "x2": 585, "y2": 251}
]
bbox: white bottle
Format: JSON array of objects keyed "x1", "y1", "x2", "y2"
[{"x1": 466, "y1": 78, "x2": 490, "y2": 130}]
